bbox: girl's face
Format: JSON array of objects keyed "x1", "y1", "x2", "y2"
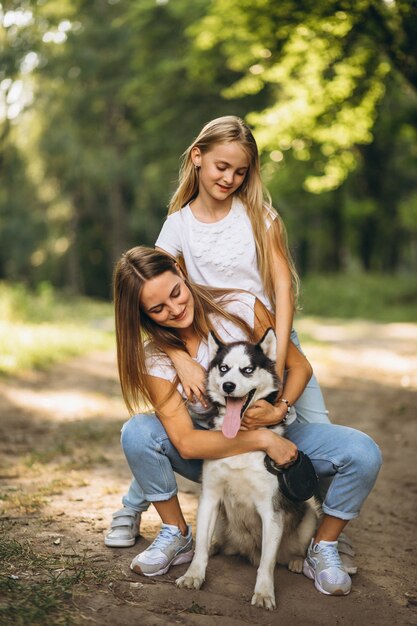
[
  {"x1": 140, "y1": 270, "x2": 194, "y2": 331},
  {"x1": 192, "y1": 141, "x2": 250, "y2": 202}
]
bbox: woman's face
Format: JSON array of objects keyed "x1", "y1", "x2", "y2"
[
  {"x1": 140, "y1": 270, "x2": 194, "y2": 331},
  {"x1": 192, "y1": 141, "x2": 250, "y2": 202}
]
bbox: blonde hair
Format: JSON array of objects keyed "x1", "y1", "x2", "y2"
[
  {"x1": 168, "y1": 115, "x2": 300, "y2": 309},
  {"x1": 113, "y1": 246, "x2": 254, "y2": 414}
]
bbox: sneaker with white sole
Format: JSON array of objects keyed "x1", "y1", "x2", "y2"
[
  {"x1": 104, "y1": 507, "x2": 141, "y2": 547},
  {"x1": 337, "y1": 532, "x2": 358, "y2": 575},
  {"x1": 303, "y1": 539, "x2": 352, "y2": 596},
  {"x1": 130, "y1": 523, "x2": 193, "y2": 577}
]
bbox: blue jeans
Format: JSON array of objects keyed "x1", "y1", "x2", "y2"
[
  {"x1": 121, "y1": 329, "x2": 345, "y2": 511},
  {"x1": 121, "y1": 413, "x2": 382, "y2": 521},
  {"x1": 290, "y1": 328, "x2": 330, "y2": 424}
]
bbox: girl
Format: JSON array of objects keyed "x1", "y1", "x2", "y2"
[
  {"x1": 107, "y1": 246, "x2": 381, "y2": 596},
  {"x1": 154, "y1": 114, "x2": 364, "y2": 572},
  {"x1": 155, "y1": 115, "x2": 328, "y2": 426}
]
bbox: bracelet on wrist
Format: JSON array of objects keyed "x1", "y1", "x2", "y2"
[{"x1": 278, "y1": 398, "x2": 291, "y2": 423}]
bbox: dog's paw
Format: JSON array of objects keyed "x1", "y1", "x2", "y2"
[
  {"x1": 176, "y1": 574, "x2": 204, "y2": 590},
  {"x1": 251, "y1": 592, "x2": 276, "y2": 611},
  {"x1": 288, "y1": 557, "x2": 304, "y2": 573}
]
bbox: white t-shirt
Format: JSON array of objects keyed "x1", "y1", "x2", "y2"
[
  {"x1": 145, "y1": 293, "x2": 255, "y2": 426},
  {"x1": 155, "y1": 197, "x2": 275, "y2": 311}
]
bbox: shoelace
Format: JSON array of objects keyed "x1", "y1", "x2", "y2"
[
  {"x1": 148, "y1": 526, "x2": 180, "y2": 552},
  {"x1": 315, "y1": 543, "x2": 344, "y2": 568}
]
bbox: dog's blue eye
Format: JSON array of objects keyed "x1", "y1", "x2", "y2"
[
  {"x1": 219, "y1": 364, "x2": 229, "y2": 373},
  {"x1": 242, "y1": 367, "x2": 254, "y2": 374}
]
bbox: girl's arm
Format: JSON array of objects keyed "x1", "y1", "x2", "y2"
[
  {"x1": 266, "y1": 226, "x2": 295, "y2": 387},
  {"x1": 241, "y1": 299, "x2": 312, "y2": 430},
  {"x1": 145, "y1": 375, "x2": 298, "y2": 466},
  {"x1": 163, "y1": 347, "x2": 207, "y2": 406},
  {"x1": 241, "y1": 340, "x2": 312, "y2": 429}
]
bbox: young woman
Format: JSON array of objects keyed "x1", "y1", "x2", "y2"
[{"x1": 107, "y1": 246, "x2": 382, "y2": 596}]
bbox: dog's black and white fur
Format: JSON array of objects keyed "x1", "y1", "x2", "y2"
[{"x1": 176, "y1": 328, "x2": 317, "y2": 610}]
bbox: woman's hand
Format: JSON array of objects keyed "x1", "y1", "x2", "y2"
[
  {"x1": 264, "y1": 431, "x2": 298, "y2": 468},
  {"x1": 170, "y1": 352, "x2": 207, "y2": 406},
  {"x1": 240, "y1": 400, "x2": 287, "y2": 430}
]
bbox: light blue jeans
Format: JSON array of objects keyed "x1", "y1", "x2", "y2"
[
  {"x1": 121, "y1": 413, "x2": 382, "y2": 521},
  {"x1": 290, "y1": 328, "x2": 330, "y2": 424},
  {"x1": 120, "y1": 328, "x2": 336, "y2": 511}
]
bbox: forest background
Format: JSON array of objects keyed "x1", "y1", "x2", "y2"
[
  {"x1": 1, "y1": 3, "x2": 417, "y2": 624},
  {"x1": 1, "y1": 0, "x2": 416, "y2": 311}
]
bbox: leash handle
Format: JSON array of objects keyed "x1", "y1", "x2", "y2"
[{"x1": 264, "y1": 451, "x2": 320, "y2": 502}]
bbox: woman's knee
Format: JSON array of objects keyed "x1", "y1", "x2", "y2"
[
  {"x1": 367, "y1": 437, "x2": 383, "y2": 478},
  {"x1": 121, "y1": 413, "x2": 164, "y2": 461},
  {"x1": 348, "y1": 431, "x2": 383, "y2": 482}
]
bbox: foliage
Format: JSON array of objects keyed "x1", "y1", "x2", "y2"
[
  {"x1": 192, "y1": 0, "x2": 417, "y2": 190},
  {"x1": 0, "y1": 1, "x2": 416, "y2": 296},
  {"x1": 21, "y1": 0, "x2": 246, "y2": 296},
  {"x1": 299, "y1": 272, "x2": 417, "y2": 322},
  {"x1": 270, "y1": 73, "x2": 417, "y2": 274}
]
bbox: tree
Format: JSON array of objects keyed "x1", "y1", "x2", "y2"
[
  {"x1": 191, "y1": 0, "x2": 417, "y2": 191},
  {"x1": 9, "y1": 0, "x2": 251, "y2": 295},
  {"x1": 1, "y1": 0, "x2": 416, "y2": 292},
  {"x1": 0, "y1": 0, "x2": 48, "y2": 282}
]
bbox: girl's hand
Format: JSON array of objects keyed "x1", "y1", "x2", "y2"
[
  {"x1": 240, "y1": 400, "x2": 286, "y2": 430},
  {"x1": 264, "y1": 431, "x2": 298, "y2": 468},
  {"x1": 171, "y1": 353, "x2": 207, "y2": 406}
]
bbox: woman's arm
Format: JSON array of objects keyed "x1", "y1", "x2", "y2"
[
  {"x1": 145, "y1": 375, "x2": 298, "y2": 466},
  {"x1": 266, "y1": 226, "x2": 295, "y2": 386}
]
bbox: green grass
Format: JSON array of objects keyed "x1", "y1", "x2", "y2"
[
  {"x1": 299, "y1": 272, "x2": 417, "y2": 322},
  {"x1": 0, "y1": 282, "x2": 114, "y2": 375},
  {"x1": 0, "y1": 526, "x2": 110, "y2": 626},
  {"x1": 0, "y1": 282, "x2": 112, "y2": 324}
]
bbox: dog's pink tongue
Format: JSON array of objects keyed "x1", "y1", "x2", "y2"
[{"x1": 222, "y1": 397, "x2": 244, "y2": 439}]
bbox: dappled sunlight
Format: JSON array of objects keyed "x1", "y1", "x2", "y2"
[
  {"x1": 297, "y1": 319, "x2": 417, "y2": 389},
  {"x1": 327, "y1": 346, "x2": 416, "y2": 387},
  {"x1": 298, "y1": 318, "x2": 417, "y2": 343},
  {"x1": 306, "y1": 343, "x2": 417, "y2": 390},
  {"x1": 0, "y1": 383, "x2": 124, "y2": 422}
]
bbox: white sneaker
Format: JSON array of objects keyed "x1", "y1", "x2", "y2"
[
  {"x1": 303, "y1": 539, "x2": 352, "y2": 596},
  {"x1": 130, "y1": 524, "x2": 193, "y2": 576},
  {"x1": 104, "y1": 507, "x2": 141, "y2": 547}
]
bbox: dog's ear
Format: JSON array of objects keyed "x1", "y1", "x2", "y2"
[
  {"x1": 258, "y1": 327, "x2": 277, "y2": 361},
  {"x1": 208, "y1": 330, "x2": 223, "y2": 360}
]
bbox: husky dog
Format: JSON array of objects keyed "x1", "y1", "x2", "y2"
[{"x1": 176, "y1": 328, "x2": 317, "y2": 611}]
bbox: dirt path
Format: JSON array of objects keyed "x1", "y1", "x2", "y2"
[{"x1": 1, "y1": 319, "x2": 416, "y2": 625}]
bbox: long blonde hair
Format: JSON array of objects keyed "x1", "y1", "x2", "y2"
[
  {"x1": 113, "y1": 246, "x2": 254, "y2": 414},
  {"x1": 168, "y1": 115, "x2": 300, "y2": 309}
]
